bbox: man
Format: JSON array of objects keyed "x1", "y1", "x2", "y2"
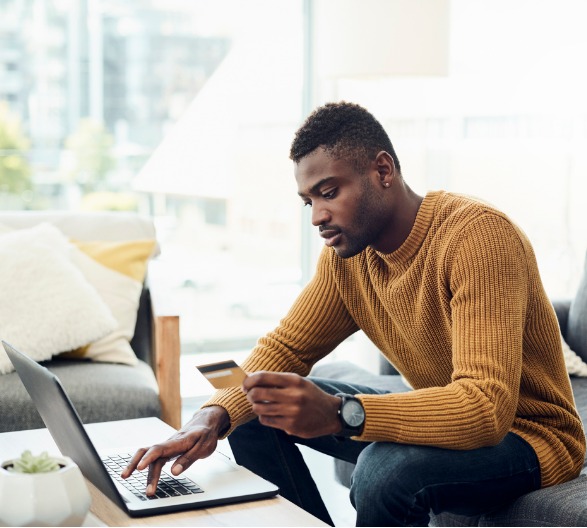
[{"x1": 123, "y1": 102, "x2": 585, "y2": 526}]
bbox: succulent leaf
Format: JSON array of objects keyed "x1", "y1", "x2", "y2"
[{"x1": 8, "y1": 450, "x2": 61, "y2": 473}]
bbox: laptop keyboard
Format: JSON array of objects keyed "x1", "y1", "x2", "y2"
[{"x1": 102, "y1": 454, "x2": 204, "y2": 501}]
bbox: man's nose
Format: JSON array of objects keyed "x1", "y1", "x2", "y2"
[{"x1": 311, "y1": 204, "x2": 330, "y2": 227}]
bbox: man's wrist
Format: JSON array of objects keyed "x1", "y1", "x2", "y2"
[
  {"x1": 197, "y1": 405, "x2": 231, "y2": 436},
  {"x1": 328, "y1": 394, "x2": 344, "y2": 435}
]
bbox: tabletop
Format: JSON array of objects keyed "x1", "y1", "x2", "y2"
[{"x1": 0, "y1": 417, "x2": 327, "y2": 527}]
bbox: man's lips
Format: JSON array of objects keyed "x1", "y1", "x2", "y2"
[{"x1": 320, "y1": 228, "x2": 342, "y2": 247}]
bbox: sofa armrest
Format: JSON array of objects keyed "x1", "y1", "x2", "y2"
[
  {"x1": 149, "y1": 283, "x2": 182, "y2": 430},
  {"x1": 552, "y1": 298, "x2": 572, "y2": 339}
]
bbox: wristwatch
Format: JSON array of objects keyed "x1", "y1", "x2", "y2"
[{"x1": 335, "y1": 393, "x2": 365, "y2": 437}]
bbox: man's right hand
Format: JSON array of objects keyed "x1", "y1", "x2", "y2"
[{"x1": 121, "y1": 405, "x2": 230, "y2": 496}]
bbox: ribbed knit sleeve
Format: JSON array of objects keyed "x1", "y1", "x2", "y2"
[{"x1": 202, "y1": 249, "x2": 359, "y2": 433}]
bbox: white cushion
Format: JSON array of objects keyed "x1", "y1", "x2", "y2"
[
  {"x1": 0, "y1": 224, "x2": 117, "y2": 374},
  {"x1": 62, "y1": 238, "x2": 156, "y2": 365},
  {"x1": 562, "y1": 336, "x2": 587, "y2": 377}
]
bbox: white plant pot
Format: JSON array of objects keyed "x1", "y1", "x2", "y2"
[{"x1": 0, "y1": 455, "x2": 91, "y2": 527}]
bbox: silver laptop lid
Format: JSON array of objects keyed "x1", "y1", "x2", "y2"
[
  {"x1": 3, "y1": 340, "x2": 279, "y2": 517},
  {"x1": 3, "y1": 340, "x2": 126, "y2": 510}
]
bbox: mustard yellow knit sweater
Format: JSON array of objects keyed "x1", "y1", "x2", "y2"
[{"x1": 204, "y1": 191, "x2": 585, "y2": 488}]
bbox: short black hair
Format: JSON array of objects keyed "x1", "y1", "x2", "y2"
[{"x1": 289, "y1": 101, "x2": 401, "y2": 174}]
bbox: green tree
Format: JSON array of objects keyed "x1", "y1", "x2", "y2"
[
  {"x1": 0, "y1": 102, "x2": 31, "y2": 194},
  {"x1": 65, "y1": 119, "x2": 115, "y2": 192}
]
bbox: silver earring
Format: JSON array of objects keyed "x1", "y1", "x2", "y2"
[{"x1": 384, "y1": 183, "x2": 390, "y2": 187}]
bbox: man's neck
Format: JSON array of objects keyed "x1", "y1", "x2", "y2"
[{"x1": 373, "y1": 185, "x2": 424, "y2": 254}]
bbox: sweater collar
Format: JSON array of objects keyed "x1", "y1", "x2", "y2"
[{"x1": 373, "y1": 190, "x2": 442, "y2": 264}]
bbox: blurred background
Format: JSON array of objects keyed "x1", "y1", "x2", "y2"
[{"x1": 2, "y1": 0, "x2": 587, "y2": 383}]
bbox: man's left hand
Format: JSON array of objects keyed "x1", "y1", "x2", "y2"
[{"x1": 242, "y1": 371, "x2": 343, "y2": 438}]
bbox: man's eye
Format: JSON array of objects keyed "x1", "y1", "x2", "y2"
[
  {"x1": 303, "y1": 201, "x2": 312, "y2": 208},
  {"x1": 322, "y1": 189, "x2": 337, "y2": 199}
]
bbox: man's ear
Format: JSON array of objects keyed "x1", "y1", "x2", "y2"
[{"x1": 375, "y1": 151, "x2": 395, "y2": 188}]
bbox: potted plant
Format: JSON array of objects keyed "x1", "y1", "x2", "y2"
[{"x1": 0, "y1": 450, "x2": 91, "y2": 526}]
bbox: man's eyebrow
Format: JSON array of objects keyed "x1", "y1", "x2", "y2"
[{"x1": 298, "y1": 177, "x2": 336, "y2": 198}]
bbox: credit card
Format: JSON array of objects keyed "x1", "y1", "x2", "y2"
[{"x1": 196, "y1": 360, "x2": 248, "y2": 389}]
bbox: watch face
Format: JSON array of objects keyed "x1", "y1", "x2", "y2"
[{"x1": 342, "y1": 399, "x2": 365, "y2": 428}]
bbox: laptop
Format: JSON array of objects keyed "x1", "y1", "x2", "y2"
[{"x1": 3, "y1": 341, "x2": 279, "y2": 517}]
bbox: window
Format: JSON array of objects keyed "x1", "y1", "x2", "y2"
[{"x1": 0, "y1": 0, "x2": 304, "y2": 359}]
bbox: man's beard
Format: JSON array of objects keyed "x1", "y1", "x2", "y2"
[{"x1": 334, "y1": 183, "x2": 387, "y2": 259}]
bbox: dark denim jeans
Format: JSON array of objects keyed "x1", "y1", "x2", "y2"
[{"x1": 228, "y1": 377, "x2": 541, "y2": 527}]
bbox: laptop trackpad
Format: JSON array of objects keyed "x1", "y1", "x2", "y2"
[{"x1": 187, "y1": 452, "x2": 238, "y2": 475}]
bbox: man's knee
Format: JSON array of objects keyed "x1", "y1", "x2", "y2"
[
  {"x1": 350, "y1": 442, "x2": 437, "y2": 503},
  {"x1": 350, "y1": 443, "x2": 436, "y2": 526},
  {"x1": 355, "y1": 442, "x2": 406, "y2": 477}
]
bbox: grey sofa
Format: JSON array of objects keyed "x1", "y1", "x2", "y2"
[
  {"x1": 0, "y1": 211, "x2": 181, "y2": 432},
  {"x1": 313, "y1": 250, "x2": 587, "y2": 526}
]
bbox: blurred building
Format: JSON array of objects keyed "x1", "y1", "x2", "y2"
[{"x1": 0, "y1": 0, "x2": 230, "y2": 193}]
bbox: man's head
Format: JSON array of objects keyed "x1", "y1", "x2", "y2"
[
  {"x1": 292, "y1": 102, "x2": 408, "y2": 259},
  {"x1": 289, "y1": 101, "x2": 401, "y2": 175}
]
